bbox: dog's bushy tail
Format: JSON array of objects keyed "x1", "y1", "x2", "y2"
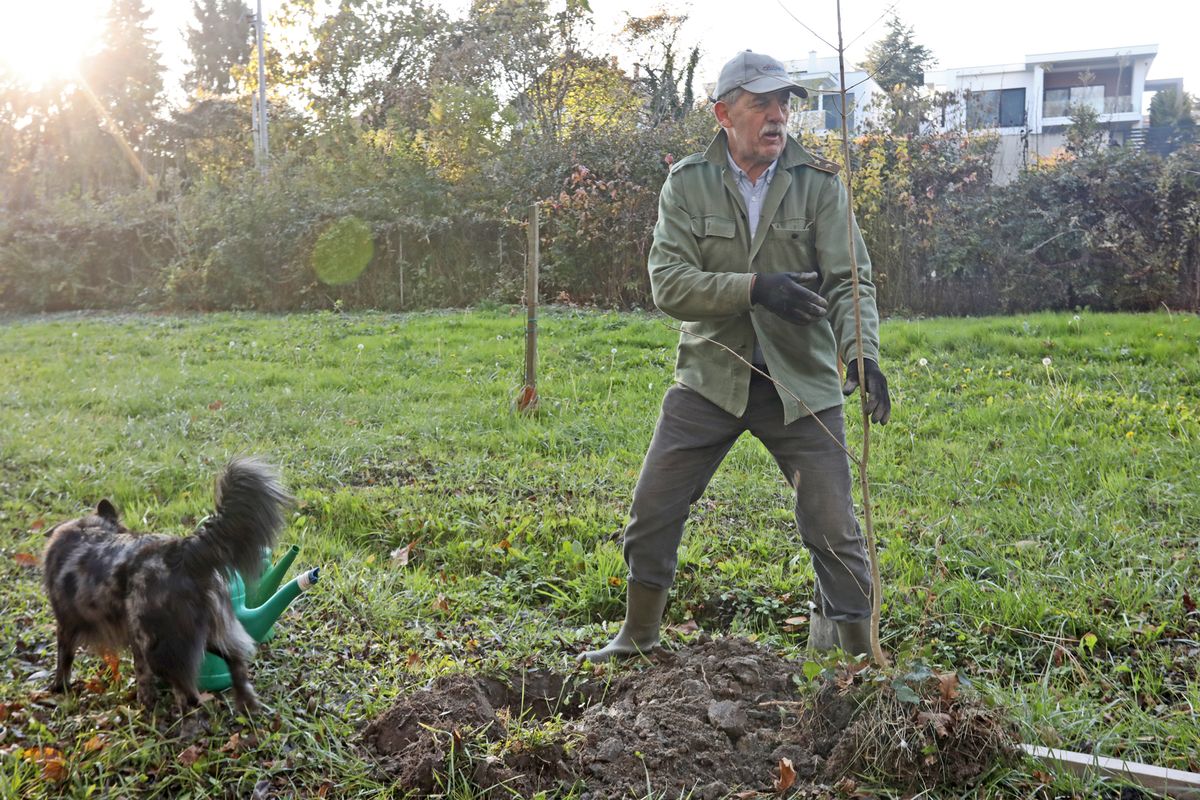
[{"x1": 184, "y1": 458, "x2": 293, "y2": 581}]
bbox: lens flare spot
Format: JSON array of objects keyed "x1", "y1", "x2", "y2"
[{"x1": 312, "y1": 217, "x2": 373, "y2": 285}]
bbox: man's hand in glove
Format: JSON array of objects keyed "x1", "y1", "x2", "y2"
[
  {"x1": 751, "y1": 271, "x2": 828, "y2": 325},
  {"x1": 842, "y1": 358, "x2": 891, "y2": 425}
]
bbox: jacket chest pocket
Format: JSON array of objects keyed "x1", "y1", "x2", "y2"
[
  {"x1": 690, "y1": 215, "x2": 743, "y2": 272},
  {"x1": 760, "y1": 217, "x2": 815, "y2": 271}
]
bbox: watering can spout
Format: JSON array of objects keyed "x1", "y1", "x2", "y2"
[
  {"x1": 235, "y1": 568, "x2": 320, "y2": 643},
  {"x1": 245, "y1": 544, "x2": 300, "y2": 608}
]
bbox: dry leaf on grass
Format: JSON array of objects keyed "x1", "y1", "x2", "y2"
[
  {"x1": 773, "y1": 757, "x2": 796, "y2": 793},
  {"x1": 177, "y1": 744, "x2": 204, "y2": 767}
]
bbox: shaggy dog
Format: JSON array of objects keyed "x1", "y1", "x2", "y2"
[{"x1": 42, "y1": 458, "x2": 292, "y2": 713}]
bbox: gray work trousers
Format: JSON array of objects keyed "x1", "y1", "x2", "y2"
[{"x1": 623, "y1": 374, "x2": 873, "y2": 622}]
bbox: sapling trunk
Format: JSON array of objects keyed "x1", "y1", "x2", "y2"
[{"x1": 834, "y1": 0, "x2": 888, "y2": 667}]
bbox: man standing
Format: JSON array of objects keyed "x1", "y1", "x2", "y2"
[{"x1": 580, "y1": 50, "x2": 891, "y2": 663}]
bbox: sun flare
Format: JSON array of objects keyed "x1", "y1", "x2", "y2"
[{"x1": 0, "y1": 2, "x2": 104, "y2": 86}]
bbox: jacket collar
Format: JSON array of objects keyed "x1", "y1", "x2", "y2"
[{"x1": 703, "y1": 129, "x2": 816, "y2": 172}]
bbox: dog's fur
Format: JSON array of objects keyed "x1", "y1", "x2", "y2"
[{"x1": 42, "y1": 458, "x2": 292, "y2": 712}]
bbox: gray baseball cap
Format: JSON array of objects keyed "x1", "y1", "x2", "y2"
[{"x1": 714, "y1": 50, "x2": 807, "y2": 100}]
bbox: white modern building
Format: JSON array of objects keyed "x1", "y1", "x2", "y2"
[
  {"x1": 782, "y1": 51, "x2": 887, "y2": 136},
  {"x1": 925, "y1": 44, "x2": 1162, "y2": 181}
]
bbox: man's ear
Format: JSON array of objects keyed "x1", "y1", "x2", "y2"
[{"x1": 713, "y1": 101, "x2": 733, "y2": 130}]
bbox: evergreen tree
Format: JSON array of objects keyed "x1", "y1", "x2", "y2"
[
  {"x1": 83, "y1": 0, "x2": 165, "y2": 150},
  {"x1": 859, "y1": 15, "x2": 935, "y2": 136},
  {"x1": 859, "y1": 15, "x2": 934, "y2": 91},
  {"x1": 185, "y1": 0, "x2": 253, "y2": 95},
  {"x1": 1149, "y1": 87, "x2": 1195, "y2": 129}
]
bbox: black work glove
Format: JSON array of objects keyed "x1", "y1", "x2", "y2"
[
  {"x1": 842, "y1": 357, "x2": 891, "y2": 425},
  {"x1": 751, "y1": 271, "x2": 828, "y2": 325}
]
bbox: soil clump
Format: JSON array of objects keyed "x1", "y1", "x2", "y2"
[{"x1": 361, "y1": 636, "x2": 1019, "y2": 798}]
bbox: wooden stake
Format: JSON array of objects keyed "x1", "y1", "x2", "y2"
[
  {"x1": 517, "y1": 204, "x2": 539, "y2": 412},
  {"x1": 1022, "y1": 744, "x2": 1200, "y2": 799}
]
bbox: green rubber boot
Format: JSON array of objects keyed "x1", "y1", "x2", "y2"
[
  {"x1": 578, "y1": 581, "x2": 669, "y2": 663},
  {"x1": 836, "y1": 619, "x2": 873, "y2": 660},
  {"x1": 808, "y1": 611, "x2": 840, "y2": 653}
]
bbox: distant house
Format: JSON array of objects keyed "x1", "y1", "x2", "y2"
[
  {"x1": 705, "y1": 45, "x2": 1182, "y2": 182},
  {"x1": 924, "y1": 45, "x2": 1170, "y2": 182},
  {"x1": 781, "y1": 52, "x2": 886, "y2": 136}
]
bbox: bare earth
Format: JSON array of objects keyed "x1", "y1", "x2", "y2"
[{"x1": 361, "y1": 636, "x2": 1019, "y2": 798}]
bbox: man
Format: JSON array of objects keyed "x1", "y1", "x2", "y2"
[{"x1": 580, "y1": 50, "x2": 891, "y2": 663}]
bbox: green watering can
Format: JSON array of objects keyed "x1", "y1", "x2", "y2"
[{"x1": 198, "y1": 545, "x2": 320, "y2": 691}]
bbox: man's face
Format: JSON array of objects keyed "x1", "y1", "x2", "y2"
[{"x1": 715, "y1": 89, "x2": 791, "y2": 176}]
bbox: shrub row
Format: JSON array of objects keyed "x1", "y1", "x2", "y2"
[{"x1": 2, "y1": 123, "x2": 1197, "y2": 315}]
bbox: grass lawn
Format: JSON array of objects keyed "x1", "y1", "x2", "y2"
[{"x1": 1, "y1": 307, "x2": 1197, "y2": 798}]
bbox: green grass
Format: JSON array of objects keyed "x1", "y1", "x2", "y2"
[{"x1": 1, "y1": 308, "x2": 1198, "y2": 798}]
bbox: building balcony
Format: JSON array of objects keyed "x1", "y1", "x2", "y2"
[{"x1": 1043, "y1": 94, "x2": 1134, "y2": 118}]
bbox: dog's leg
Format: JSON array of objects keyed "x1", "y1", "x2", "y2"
[
  {"x1": 224, "y1": 650, "x2": 260, "y2": 714},
  {"x1": 50, "y1": 625, "x2": 78, "y2": 693},
  {"x1": 170, "y1": 681, "x2": 202, "y2": 714},
  {"x1": 130, "y1": 635, "x2": 158, "y2": 709}
]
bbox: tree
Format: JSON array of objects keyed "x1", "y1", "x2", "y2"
[
  {"x1": 304, "y1": 0, "x2": 448, "y2": 129},
  {"x1": 1065, "y1": 102, "x2": 1104, "y2": 156},
  {"x1": 465, "y1": 0, "x2": 595, "y2": 140},
  {"x1": 185, "y1": 0, "x2": 253, "y2": 95},
  {"x1": 859, "y1": 15, "x2": 935, "y2": 136},
  {"x1": 620, "y1": 12, "x2": 700, "y2": 127},
  {"x1": 84, "y1": 0, "x2": 165, "y2": 149},
  {"x1": 1149, "y1": 87, "x2": 1196, "y2": 129},
  {"x1": 860, "y1": 15, "x2": 933, "y2": 91}
]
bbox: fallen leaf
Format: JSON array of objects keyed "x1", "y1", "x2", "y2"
[
  {"x1": 668, "y1": 620, "x2": 700, "y2": 635},
  {"x1": 220, "y1": 733, "x2": 243, "y2": 753},
  {"x1": 390, "y1": 542, "x2": 415, "y2": 566},
  {"x1": 22, "y1": 747, "x2": 66, "y2": 782},
  {"x1": 101, "y1": 651, "x2": 121, "y2": 683},
  {"x1": 13, "y1": 553, "x2": 38, "y2": 567},
  {"x1": 0, "y1": 701, "x2": 21, "y2": 720},
  {"x1": 177, "y1": 744, "x2": 203, "y2": 767},
  {"x1": 30, "y1": 518, "x2": 45, "y2": 533},
  {"x1": 1183, "y1": 591, "x2": 1196, "y2": 614},
  {"x1": 197, "y1": 692, "x2": 215, "y2": 704},
  {"x1": 84, "y1": 675, "x2": 107, "y2": 694},
  {"x1": 834, "y1": 776, "x2": 857, "y2": 794},
  {"x1": 783, "y1": 615, "x2": 808, "y2": 626},
  {"x1": 918, "y1": 710, "x2": 953, "y2": 737},
  {"x1": 405, "y1": 651, "x2": 423, "y2": 669},
  {"x1": 83, "y1": 735, "x2": 106, "y2": 753},
  {"x1": 497, "y1": 538, "x2": 510, "y2": 551},
  {"x1": 937, "y1": 671, "x2": 959, "y2": 701},
  {"x1": 208, "y1": 400, "x2": 224, "y2": 411},
  {"x1": 773, "y1": 757, "x2": 796, "y2": 793},
  {"x1": 607, "y1": 576, "x2": 622, "y2": 588},
  {"x1": 432, "y1": 594, "x2": 450, "y2": 614}
]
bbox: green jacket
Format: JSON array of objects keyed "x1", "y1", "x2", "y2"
[{"x1": 649, "y1": 130, "x2": 880, "y2": 424}]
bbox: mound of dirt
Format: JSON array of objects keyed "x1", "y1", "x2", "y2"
[{"x1": 361, "y1": 636, "x2": 1019, "y2": 798}]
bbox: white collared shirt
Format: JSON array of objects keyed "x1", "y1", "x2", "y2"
[
  {"x1": 726, "y1": 152, "x2": 779, "y2": 240},
  {"x1": 727, "y1": 152, "x2": 779, "y2": 367}
]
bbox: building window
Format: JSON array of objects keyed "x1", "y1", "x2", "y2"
[
  {"x1": 823, "y1": 91, "x2": 855, "y2": 131},
  {"x1": 966, "y1": 88, "x2": 1026, "y2": 128},
  {"x1": 1044, "y1": 85, "x2": 1109, "y2": 117}
]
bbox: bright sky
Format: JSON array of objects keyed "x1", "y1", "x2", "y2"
[{"x1": 2, "y1": 0, "x2": 1195, "y2": 100}]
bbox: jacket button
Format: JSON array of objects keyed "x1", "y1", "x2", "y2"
[{"x1": 791, "y1": 233, "x2": 799, "y2": 239}]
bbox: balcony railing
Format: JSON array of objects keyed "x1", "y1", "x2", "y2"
[
  {"x1": 1043, "y1": 95, "x2": 1134, "y2": 117},
  {"x1": 790, "y1": 109, "x2": 827, "y2": 132}
]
